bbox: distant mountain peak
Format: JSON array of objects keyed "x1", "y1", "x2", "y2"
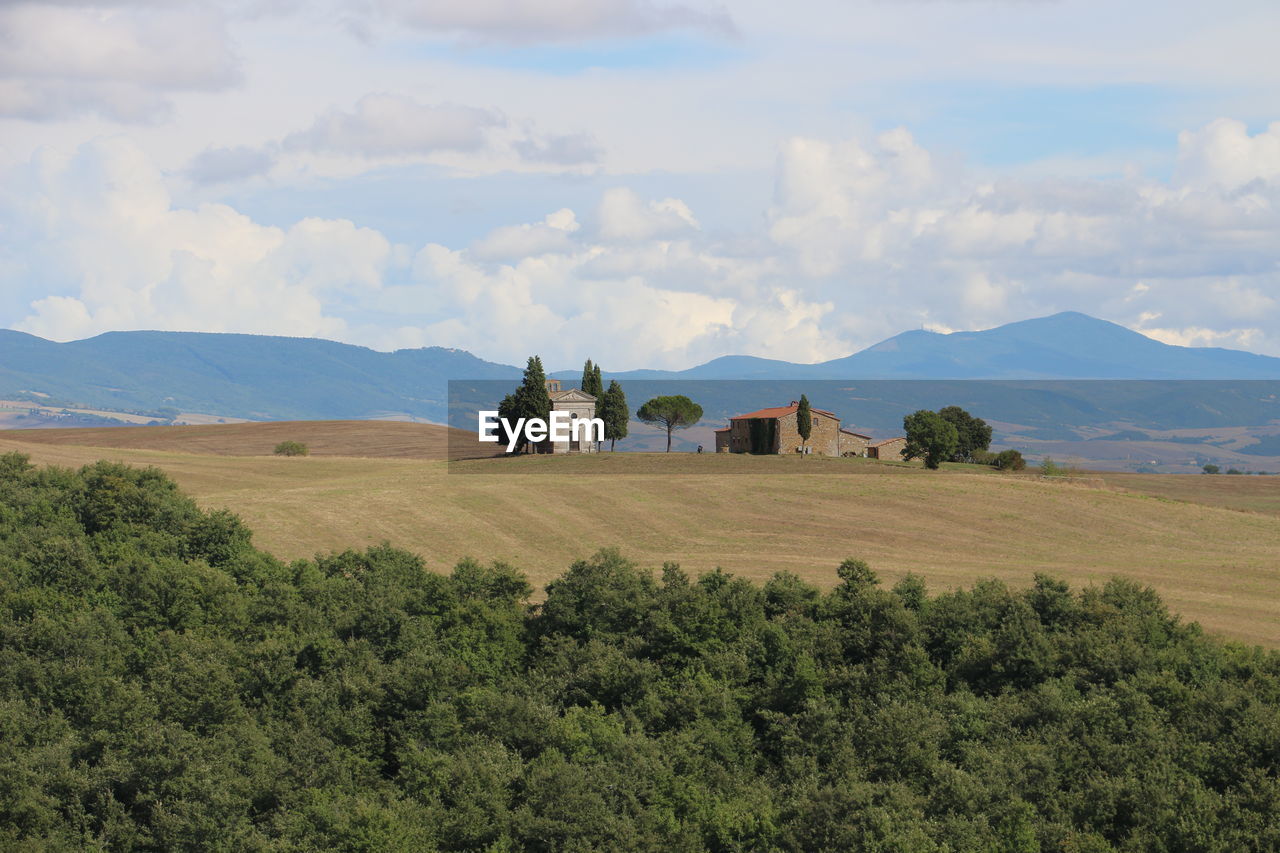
[{"x1": 619, "y1": 311, "x2": 1280, "y2": 380}]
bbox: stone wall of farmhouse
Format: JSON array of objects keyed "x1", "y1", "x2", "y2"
[
  {"x1": 839, "y1": 432, "x2": 869, "y2": 457},
  {"x1": 774, "y1": 411, "x2": 841, "y2": 456},
  {"x1": 715, "y1": 431, "x2": 731, "y2": 453},
  {"x1": 725, "y1": 420, "x2": 754, "y2": 453},
  {"x1": 869, "y1": 437, "x2": 907, "y2": 460}
]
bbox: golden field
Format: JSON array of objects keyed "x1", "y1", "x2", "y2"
[{"x1": 3, "y1": 421, "x2": 1278, "y2": 646}]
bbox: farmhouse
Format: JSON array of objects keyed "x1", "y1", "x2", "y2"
[
  {"x1": 536, "y1": 379, "x2": 599, "y2": 454},
  {"x1": 713, "y1": 401, "x2": 900, "y2": 458}
]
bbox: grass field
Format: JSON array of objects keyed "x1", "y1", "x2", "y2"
[
  {"x1": 3, "y1": 421, "x2": 1279, "y2": 646},
  {"x1": 4, "y1": 420, "x2": 494, "y2": 460}
]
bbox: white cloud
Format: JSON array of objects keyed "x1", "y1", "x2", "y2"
[
  {"x1": 0, "y1": 3, "x2": 238, "y2": 121},
  {"x1": 1175, "y1": 118, "x2": 1280, "y2": 191},
  {"x1": 185, "y1": 144, "x2": 277, "y2": 184},
  {"x1": 469, "y1": 209, "x2": 580, "y2": 261},
  {"x1": 1133, "y1": 320, "x2": 1269, "y2": 353},
  {"x1": 283, "y1": 94, "x2": 503, "y2": 157},
  {"x1": 597, "y1": 187, "x2": 699, "y2": 242},
  {"x1": 373, "y1": 0, "x2": 734, "y2": 43},
  {"x1": 178, "y1": 93, "x2": 602, "y2": 180},
  {"x1": 513, "y1": 131, "x2": 603, "y2": 166},
  {"x1": 761, "y1": 120, "x2": 1280, "y2": 350},
  {"x1": 8, "y1": 137, "x2": 387, "y2": 341},
  {"x1": 4, "y1": 138, "x2": 837, "y2": 368},
  {"x1": 9, "y1": 118, "x2": 1280, "y2": 369}
]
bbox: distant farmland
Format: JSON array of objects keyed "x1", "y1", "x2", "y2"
[
  {"x1": 3, "y1": 420, "x2": 494, "y2": 460},
  {"x1": 3, "y1": 421, "x2": 1279, "y2": 646}
]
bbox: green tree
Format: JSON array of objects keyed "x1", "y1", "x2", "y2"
[
  {"x1": 500, "y1": 356, "x2": 553, "y2": 454},
  {"x1": 1202, "y1": 464, "x2": 1220, "y2": 474},
  {"x1": 602, "y1": 380, "x2": 629, "y2": 451},
  {"x1": 580, "y1": 360, "x2": 607, "y2": 450},
  {"x1": 938, "y1": 406, "x2": 993, "y2": 463},
  {"x1": 796, "y1": 395, "x2": 812, "y2": 452},
  {"x1": 5, "y1": 455, "x2": 1280, "y2": 850},
  {"x1": 497, "y1": 391, "x2": 521, "y2": 451},
  {"x1": 273, "y1": 440, "x2": 308, "y2": 456},
  {"x1": 592, "y1": 363, "x2": 605, "y2": 450},
  {"x1": 902, "y1": 409, "x2": 959, "y2": 469},
  {"x1": 580, "y1": 359, "x2": 600, "y2": 399},
  {"x1": 636, "y1": 395, "x2": 703, "y2": 452},
  {"x1": 523, "y1": 355, "x2": 552, "y2": 420}
]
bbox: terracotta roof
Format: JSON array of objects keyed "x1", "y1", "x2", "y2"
[
  {"x1": 713, "y1": 426, "x2": 731, "y2": 432},
  {"x1": 869, "y1": 437, "x2": 905, "y2": 447},
  {"x1": 730, "y1": 402, "x2": 838, "y2": 421},
  {"x1": 840, "y1": 429, "x2": 871, "y2": 439}
]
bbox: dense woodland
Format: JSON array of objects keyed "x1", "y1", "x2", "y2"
[{"x1": 1, "y1": 453, "x2": 1279, "y2": 850}]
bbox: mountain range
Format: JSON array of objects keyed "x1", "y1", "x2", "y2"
[
  {"x1": 2, "y1": 312, "x2": 1279, "y2": 425},
  {"x1": 578, "y1": 313, "x2": 1280, "y2": 381}
]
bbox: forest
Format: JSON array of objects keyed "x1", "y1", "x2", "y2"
[{"x1": 1, "y1": 452, "x2": 1278, "y2": 851}]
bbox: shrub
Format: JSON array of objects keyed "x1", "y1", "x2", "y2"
[
  {"x1": 970, "y1": 449, "x2": 997, "y2": 466},
  {"x1": 1040, "y1": 456, "x2": 1064, "y2": 477},
  {"x1": 993, "y1": 449, "x2": 1026, "y2": 471},
  {"x1": 1202, "y1": 464, "x2": 1220, "y2": 474},
  {"x1": 273, "y1": 440, "x2": 309, "y2": 456}
]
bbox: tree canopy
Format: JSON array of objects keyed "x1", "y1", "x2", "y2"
[
  {"x1": 636, "y1": 395, "x2": 703, "y2": 452},
  {"x1": 938, "y1": 405, "x2": 993, "y2": 463},
  {"x1": 2, "y1": 453, "x2": 1279, "y2": 850},
  {"x1": 499, "y1": 355, "x2": 553, "y2": 453},
  {"x1": 903, "y1": 409, "x2": 960, "y2": 469}
]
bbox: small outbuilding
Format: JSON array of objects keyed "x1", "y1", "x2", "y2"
[
  {"x1": 838, "y1": 428, "x2": 872, "y2": 457},
  {"x1": 866, "y1": 437, "x2": 908, "y2": 461}
]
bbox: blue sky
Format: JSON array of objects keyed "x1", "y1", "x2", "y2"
[{"x1": 2, "y1": 0, "x2": 1279, "y2": 369}]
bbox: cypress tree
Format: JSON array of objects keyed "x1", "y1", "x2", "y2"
[
  {"x1": 602, "y1": 380, "x2": 629, "y2": 451},
  {"x1": 580, "y1": 359, "x2": 596, "y2": 396},
  {"x1": 516, "y1": 356, "x2": 552, "y2": 452},
  {"x1": 796, "y1": 395, "x2": 813, "y2": 451},
  {"x1": 592, "y1": 363, "x2": 605, "y2": 449}
]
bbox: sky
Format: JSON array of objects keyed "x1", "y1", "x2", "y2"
[{"x1": 1, "y1": 0, "x2": 1279, "y2": 371}]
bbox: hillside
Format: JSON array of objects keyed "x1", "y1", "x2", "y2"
[
  {"x1": 0, "y1": 328, "x2": 519, "y2": 422},
  {"x1": 4, "y1": 432, "x2": 1277, "y2": 646}
]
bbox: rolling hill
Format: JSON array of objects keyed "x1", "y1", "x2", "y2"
[
  {"x1": 5, "y1": 313, "x2": 1280, "y2": 427},
  {"x1": 0, "y1": 328, "x2": 519, "y2": 422},
  {"x1": 3, "y1": 427, "x2": 1278, "y2": 646}
]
